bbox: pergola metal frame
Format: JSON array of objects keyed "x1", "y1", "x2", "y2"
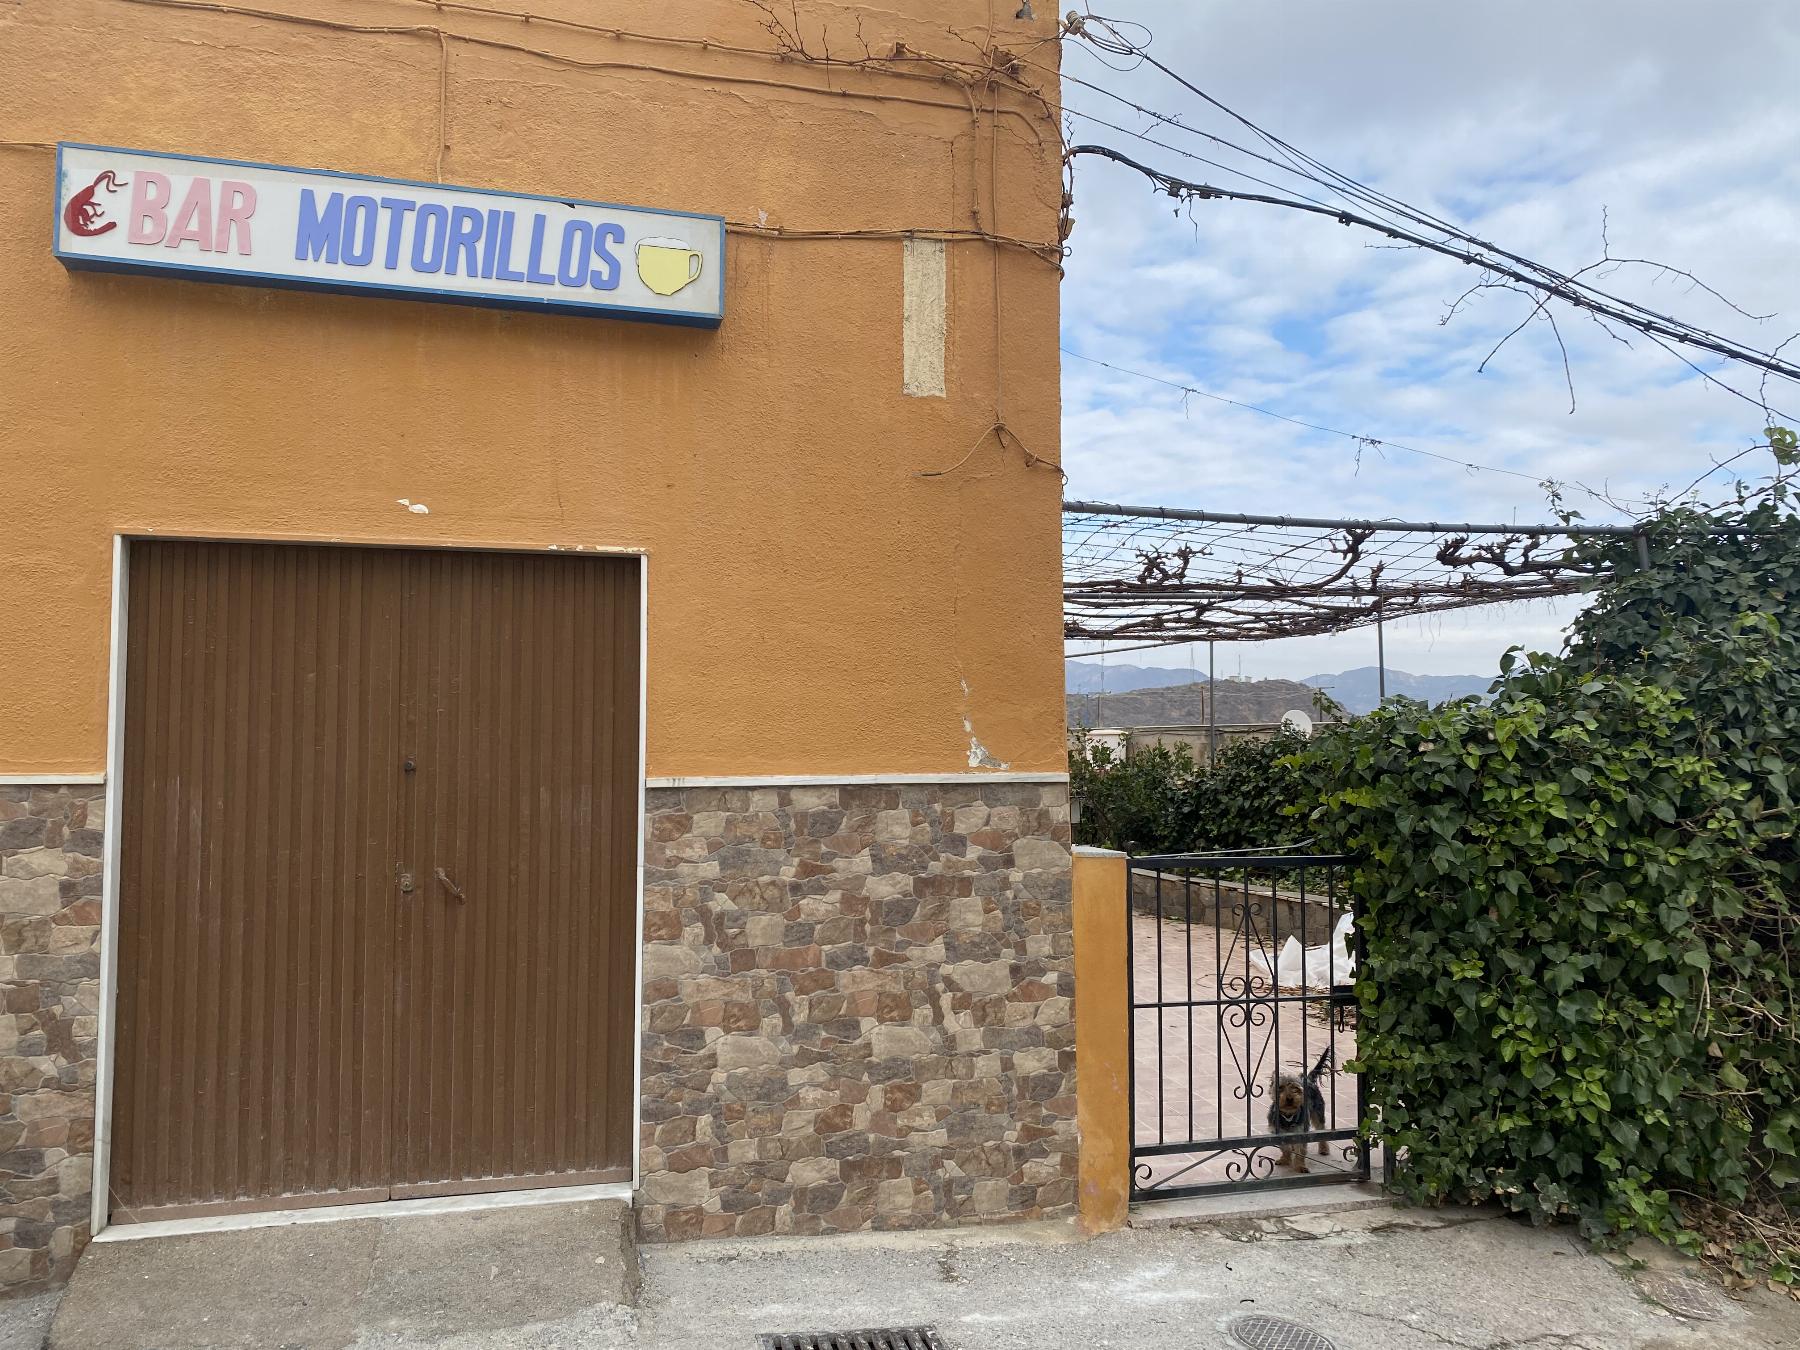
[{"x1": 1063, "y1": 499, "x2": 1647, "y2": 709}]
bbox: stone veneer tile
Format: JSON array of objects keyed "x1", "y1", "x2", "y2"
[
  {"x1": 637, "y1": 781, "x2": 1076, "y2": 1241},
  {"x1": 0, "y1": 785, "x2": 101, "y2": 1294}
]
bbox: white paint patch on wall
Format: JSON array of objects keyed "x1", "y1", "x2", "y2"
[
  {"x1": 957, "y1": 676, "x2": 1010, "y2": 769},
  {"x1": 902, "y1": 236, "x2": 947, "y2": 398},
  {"x1": 965, "y1": 734, "x2": 1008, "y2": 770}
]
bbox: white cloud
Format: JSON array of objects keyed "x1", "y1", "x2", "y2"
[{"x1": 1060, "y1": 0, "x2": 1800, "y2": 678}]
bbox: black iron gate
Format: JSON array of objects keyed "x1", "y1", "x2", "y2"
[{"x1": 1127, "y1": 851, "x2": 1370, "y2": 1201}]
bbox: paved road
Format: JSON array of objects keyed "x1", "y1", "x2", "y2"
[{"x1": 10, "y1": 1201, "x2": 1798, "y2": 1348}]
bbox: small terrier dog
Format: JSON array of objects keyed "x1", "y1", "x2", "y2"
[{"x1": 1268, "y1": 1047, "x2": 1332, "y2": 1171}]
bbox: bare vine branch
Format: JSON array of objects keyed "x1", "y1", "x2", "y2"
[{"x1": 1063, "y1": 143, "x2": 1800, "y2": 418}]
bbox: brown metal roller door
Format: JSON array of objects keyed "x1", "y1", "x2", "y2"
[
  {"x1": 389, "y1": 548, "x2": 639, "y2": 1197},
  {"x1": 112, "y1": 541, "x2": 639, "y2": 1221},
  {"x1": 113, "y1": 542, "x2": 403, "y2": 1218}
]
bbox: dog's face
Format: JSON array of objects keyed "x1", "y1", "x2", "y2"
[{"x1": 1274, "y1": 1076, "x2": 1306, "y2": 1121}]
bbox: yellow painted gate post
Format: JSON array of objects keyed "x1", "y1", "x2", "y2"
[{"x1": 1073, "y1": 846, "x2": 1130, "y2": 1232}]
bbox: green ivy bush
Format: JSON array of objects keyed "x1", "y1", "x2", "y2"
[
  {"x1": 1070, "y1": 728, "x2": 1310, "y2": 854},
  {"x1": 1174, "y1": 729, "x2": 1313, "y2": 853},
  {"x1": 1067, "y1": 736, "x2": 1195, "y2": 853},
  {"x1": 1308, "y1": 481, "x2": 1800, "y2": 1279}
]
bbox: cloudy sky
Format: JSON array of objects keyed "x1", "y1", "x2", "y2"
[{"x1": 1057, "y1": 0, "x2": 1800, "y2": 680}]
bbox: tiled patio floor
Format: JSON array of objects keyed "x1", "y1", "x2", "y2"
[{"x1": 1130, "y1": 906, "x2": 1364, "y2": 1194}]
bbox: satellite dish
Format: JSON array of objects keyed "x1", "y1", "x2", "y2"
[{"x1": 1280, "y1": 708, "x2": 1314, "y2": 738}]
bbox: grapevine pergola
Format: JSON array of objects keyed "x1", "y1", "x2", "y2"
[{"x1": 1063, "y1": 501, "x2": 1646, "y2": 651}]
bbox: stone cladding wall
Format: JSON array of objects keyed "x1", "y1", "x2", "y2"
[
  {"x1": 0, "y1": 778, "x2": 1076, "y2": 1282},
  {"x1": 0, "y1": 786, "x2": 101, "y2": 1293},
  {"x1": 637, "y1": 780, "x2": 1075, "y2": 1240}
]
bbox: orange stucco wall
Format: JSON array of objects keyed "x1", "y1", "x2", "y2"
[
  {"x1": 1072, "y1": 848, "x2": 1130, "y2": 1233},
  {"x1": 0, "y1": 0, "x2": 1065, "y2": 778}
]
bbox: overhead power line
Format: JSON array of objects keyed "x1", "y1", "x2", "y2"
[
  {"x1": 1061, "y1": 348, "x2": 1636, "y2": 507},
  {"x1": 1043, "y1": 59, "x2": 1353, "y2": 210},
  {"x1": 1059, "y1": 102, "x2": 1344, "y2": 209},
  {"x1": 1061, "y1": 14, "x2": 1800, "y2": 414},
  {"x1": 1065, "y1": 144, "x2": 1800, "y2": 397}
]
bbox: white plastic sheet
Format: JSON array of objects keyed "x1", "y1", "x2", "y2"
[{"x1": 1250, "y1": 911, "x2": 1355, "y2": 989}]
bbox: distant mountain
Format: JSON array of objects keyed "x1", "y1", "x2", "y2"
[
  {"x1": 1063, "y1": 662, "x2": 1497, "y2": 722},
  {"x1": 1303, "y1": 667, "x2": 1495, "y2": 716},
  {"x1": 1067, "y1": 678, "x2": 1337, "y2": 729},
  {"x1": 1064, "y1": 661, "x2": 1203, "y2": 695}
]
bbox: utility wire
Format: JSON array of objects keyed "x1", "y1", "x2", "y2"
[
  {"x1": 1063, "y1": 14, "x2": 1800, "y2": 407},
  {"x1": 1073, "y1": 12, "x2": 1629, "y2": 257},
  {"x1": 1060, "y1": 102, "x2": 1345, "y2": 210},
  {"x1": 1060, "y1": 348, "x2": 1635, "y2": 505},
  {"x1": 1070, "y1": 14, "x2": 1472, "y2": 243},
  {"x1": 1064, "y1": 144, "x2": 1800, "y2": 402},
  {"x1": 1047, "y1": 54, "x2": 1356, "y2": 207}
]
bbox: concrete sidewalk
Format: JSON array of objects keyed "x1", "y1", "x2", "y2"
[
  {"x1": 11, "y1": 1198, "x2": 1799, "y2": 1348},
  {"x1": 44, "y1": 1198, "x2": 636, "y2": 1350},
  {"x1": 621, "y1": 1208, "x2": 1798, "y2": 1350}
]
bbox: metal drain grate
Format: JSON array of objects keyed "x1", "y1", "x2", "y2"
[
  {"x1": 1227, "y1": 1313, "x2": 1338, "y2": 1350},
  {"x1": 758, "y1": 1329, "x2": 945, "y2": 1350}
]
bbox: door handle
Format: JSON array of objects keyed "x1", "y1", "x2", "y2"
[{"x1": 434, "y1": 867, "x2": 467, "y2": 904}]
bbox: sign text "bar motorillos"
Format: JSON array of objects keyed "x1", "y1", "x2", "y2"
[{"x1": 54, "y1": 144, "x2": 726, "y2": 327}]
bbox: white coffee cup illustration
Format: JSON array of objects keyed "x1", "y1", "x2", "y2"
[{"x1": 636, "y1": 237, "x2": 703, "y2": 297}]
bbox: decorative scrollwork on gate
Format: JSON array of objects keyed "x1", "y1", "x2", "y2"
[
  {"x1": 1126, "y1": 852, "x2": 1370, "y2": 1203},
  {"x1": 1222, "y1": 1000, "x2": 1272, "y2": 1032},
  {"x1": 1223, "y1": 1148, "x2": 1278, "y2": 1183},
  {"x1": 1221, "y1": 970, "x2": 1274, "y2": 998}
]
